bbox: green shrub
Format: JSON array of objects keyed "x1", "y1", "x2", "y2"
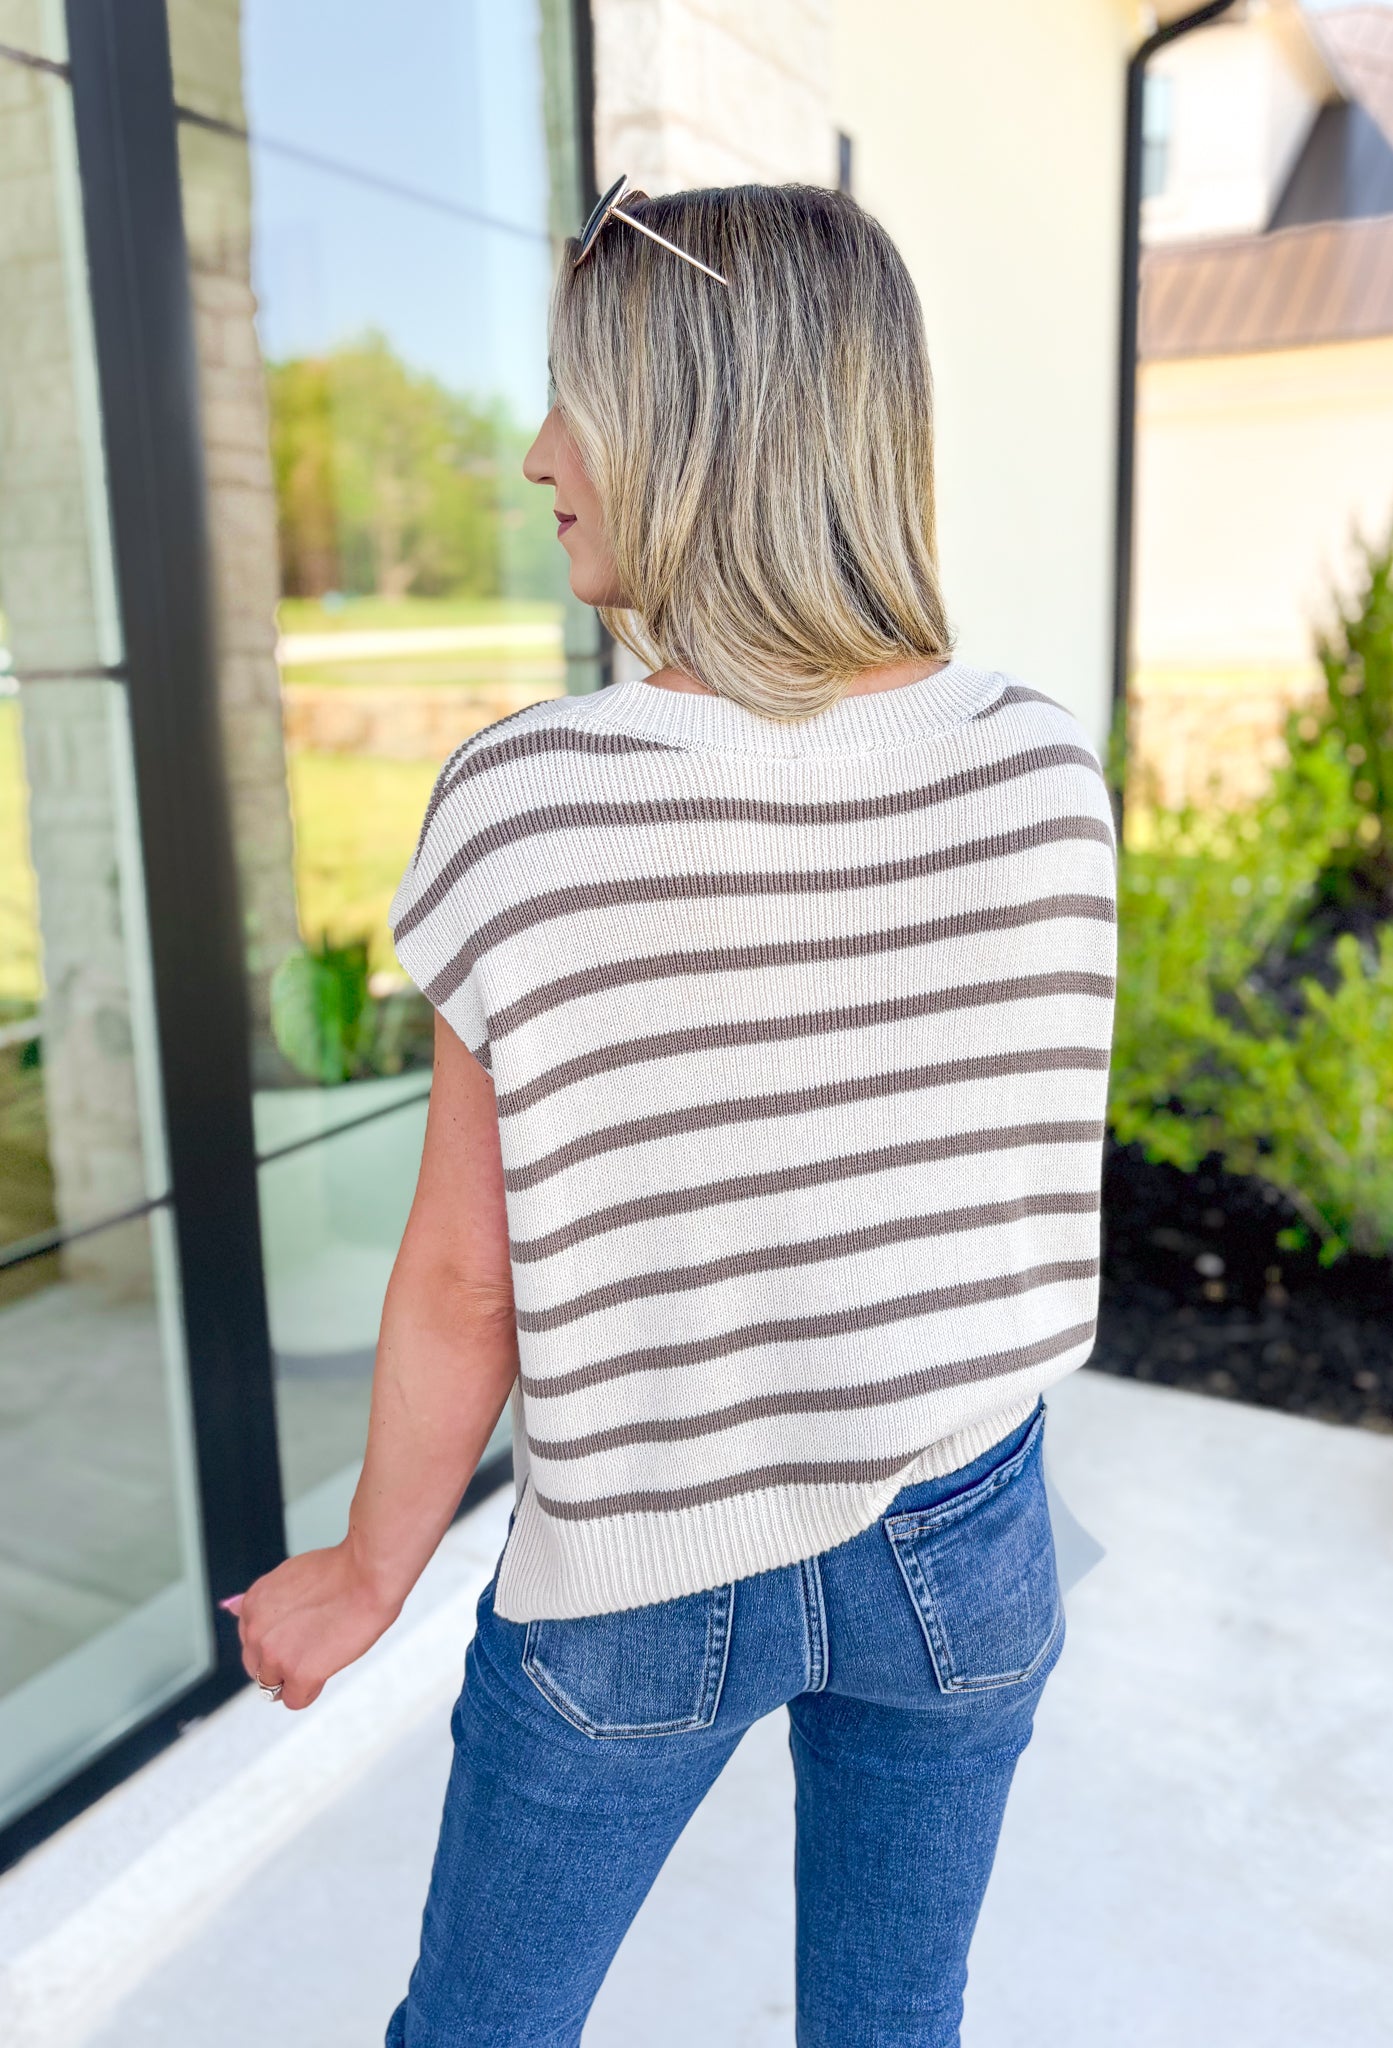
[
  {"x1": 1110, "y1": 733, "x2": 1393, "y2": 1261},
  {"x1": 270, "y1": 934, "x2": 432, "y2": 1086},
  {"x1": 1286, "y1": 528, "x2": 1393, "y2": 906},
  {"x1": 1111, "y1": 529, "x2": 1393, "y2": 1262}
]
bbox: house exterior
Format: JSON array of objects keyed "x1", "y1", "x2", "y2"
[{"x1": 1132, "y1": 0, "x2": 1393, "y2": 805}]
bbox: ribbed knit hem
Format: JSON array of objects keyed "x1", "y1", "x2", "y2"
[{"x1": 492, "y1": 1376, "x2": 1061, "y2": 1622}]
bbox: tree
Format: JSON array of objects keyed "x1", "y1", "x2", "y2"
[{"x1": 266, "y1": 333, "x2": 503, "y2": 600}]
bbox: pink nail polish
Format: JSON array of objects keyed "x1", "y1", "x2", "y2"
[{"x1": 219, "y1": 1595, "x2": 244, "y2": 1614}]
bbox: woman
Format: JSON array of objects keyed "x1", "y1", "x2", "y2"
[{"x1": 229, "y1": 182, "x2": 1116, "y2": 2046}]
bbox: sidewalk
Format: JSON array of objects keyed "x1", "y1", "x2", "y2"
[{"x1": 3, "y1": 1368, "x2": 1391, "y2": 2046}]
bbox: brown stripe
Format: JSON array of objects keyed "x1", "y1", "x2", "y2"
[
  {"x1": 393, "y1": 741, "x2": 1106, "y2": 946},
  {"x1": 412, "y1": 723, "x2": 683, "y2": 864},
  {"x1": 496, "y1": 971, "x2": 1116, "y2": 1118},
  {"x1": 517, "y1": 1189, "x2": 1101, "y2": 1332},
  {"x1": 417, "y1": 813, "x2": 1116, "y2": 1007},
  {"x1": 518, "y1": 1257, "x2": 1099, "y2": 1398},
  {"x1": 488, "y1": 893, "x2": 1116, "y2": 1043},
  {"x1": 510, "y1": 1118, "x2": 1107, "y2": 1263},
  {"x1": 530, "y1": 1320, "x2": 1096, "y2": 1466},
  {"x1": 503, "y1": 1045, "x2": 1112, "y2": 1194},
  {"x1": 532, "y1": 1326, "x2": 1096, "y2": 1516},
  {"x1": 410, "y1": 704, "x2": 551, "y2": 864},
  {"x1": 976, "y1": 684, "x2": 1062, "y2": 721}
]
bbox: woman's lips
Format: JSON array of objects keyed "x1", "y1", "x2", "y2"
[{"x1": 555, "y1": 513, "x2": 576, "y2": 537}]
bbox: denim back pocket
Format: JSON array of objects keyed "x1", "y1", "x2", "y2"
[
  {"x1": 521, "y1": 1582, "x2": 735, "y2": 1738},
  {"x1": 883, "y1": 1408, "x2": 1062, "y2": 1693}
]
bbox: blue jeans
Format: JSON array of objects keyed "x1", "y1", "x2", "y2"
[{"x1": 386, "y1": 1401, "x2": 1062, "y2": 2048}]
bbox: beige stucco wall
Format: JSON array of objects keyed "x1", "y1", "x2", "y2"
[
  {"x1": 1135, "y1": 336, "x2": 1393, "y2": 677},
  {"x1": 833, "y1": 0, "x2": 1134, "y2": 743},
  {"x1": 1129, "y1": 334, "x2": 1393, "y2": 808}
]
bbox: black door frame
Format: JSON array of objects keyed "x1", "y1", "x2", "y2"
[{"x1": 1110, "y1": 0, "x2": 1238, "y2": 828}]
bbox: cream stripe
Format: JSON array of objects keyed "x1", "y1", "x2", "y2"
[
  {"x1": 503, "y1": 1047, "x2": 1111, "y2": 1192},
  {"x1": 509, "y1": 1117, "x2": 1105, "y2": 1260},
  {"x1": 410, "y1": 813, "x2": 1115, "y2": 1001},
  {"x1": 416, "y1": 723, "x2": 683, "y2": 856},
  {"x1": 394, "y1": 752, "x2": 1109, "y2": 947},
  {"x1": 529, "y1": 1320, "x2": 1094, "y2": 1465},
  {"x1": 516, "y1": 1189, "x2": 1100, "y2": 1331},
  {"x1": 519, "y1": 1257, "x2": 1100, "y2": 1396},
  {"x1": 489, "y1": 891, "x2": 1115, "y2": 1040},
  {"x1": 497, "y1": 971, "x2": 1116, "y2": 1117}
]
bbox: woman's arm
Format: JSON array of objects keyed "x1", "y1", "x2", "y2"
[{"x1": 230, "y1": 1014, "x2": 518, "y2": 1710}]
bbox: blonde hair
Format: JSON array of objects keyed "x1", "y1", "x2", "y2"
[{"x1": 549, "y1": 182, "x2": 954, "y2": 720}]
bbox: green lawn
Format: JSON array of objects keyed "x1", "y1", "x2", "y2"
[
  {"x1": 283, "y1": 657, "x2": 565, "y2": 690},
  {"x1": 276, "y1": 593, "x2": 565, "y2": 689},
  {"x1": 288, "y1": 750, "x2": 439, "y2": 977},
  {"x1": 1, "y1": 691, "x2": 528, "y2": 1006},
  {"x1": 3, "y1": 704, "x2": 438, "y2": 999},
  {"x1": 0, "y1": 690, "x2": 54, "y2": 1284},
  {"x1": 0, "y1": 701, "x2": 40, "y2": 1008},
  {"x1": 0, "y1": 1046, "x2": 55, "y2": 1297},
  {"x1": 277, "y1": 594, "x2": 561, "y2": 636},
  {"x1": 2, "y1": 710, "x2": 453, "y2": 1280}
]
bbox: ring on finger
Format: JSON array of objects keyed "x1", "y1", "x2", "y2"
[{"x1": 256, "y1": 1671, "x2": 284, "y2": 1701}]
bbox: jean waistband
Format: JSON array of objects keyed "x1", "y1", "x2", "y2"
[{"x1": 880, "y1": 1399, "x2": 1045, "y2": 1522}]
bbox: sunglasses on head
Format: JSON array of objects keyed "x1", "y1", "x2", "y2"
[{"x1": 573, "y1": 174, "x2": 729, "y2": 287}]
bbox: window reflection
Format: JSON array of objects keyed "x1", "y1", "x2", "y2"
[
  {"x1": 254, "y1": 1080, "x2": 429, "y2": 1549},
  {"x1": 171, "y1": 0, "x2": 588, "y2": 1093},
  {"x1": 0, "y1": 48, "x2": 210, "y2": 1831},
  {"x1": 0, "y1": 1213, "x2": 208, "y2": 1828},
  {"x1": 167, "y1": 0, "x2": 586, "y2": 1545},
  {"x1": 0, "y1": 0, "x2": 582, "y2": 1842}
]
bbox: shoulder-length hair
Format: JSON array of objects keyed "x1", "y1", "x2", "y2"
[{"x1": 548, "y1": 182, "x2": 954, "y2": 720}]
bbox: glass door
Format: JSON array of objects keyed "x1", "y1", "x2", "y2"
[{"x1": 0, "y1": 14, "x2": 211, "y2": 1829}]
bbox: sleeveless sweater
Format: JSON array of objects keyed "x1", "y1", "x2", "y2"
[{"x1": 389, "y1": 660, "x2": 1117, "y2": 1621}]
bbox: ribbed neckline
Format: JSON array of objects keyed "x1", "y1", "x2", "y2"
[{"x1": 585, "y1": 659, "x2": 1006, "y2": 756}]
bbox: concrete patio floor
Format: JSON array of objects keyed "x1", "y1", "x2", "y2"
[{"x1": 3, "y1": 1367, "x2": 1391, "y2": 2047}]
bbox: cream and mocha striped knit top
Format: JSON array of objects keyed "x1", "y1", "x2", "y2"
[{"x1": 389, "y1": 659, "x2": 1117, "y2": 1621}]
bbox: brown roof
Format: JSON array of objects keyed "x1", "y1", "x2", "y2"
[
  {"x1": 1138, "y1": 212, "x2": 1393, "y2": 357},
  {"x1": 1314, "y1": 4, "x2": 1393, "y2": 151}
]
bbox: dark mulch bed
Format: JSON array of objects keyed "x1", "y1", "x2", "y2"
[{"x1": 1092, "y1": 1140, "x2": 1393, "y2": 1434}]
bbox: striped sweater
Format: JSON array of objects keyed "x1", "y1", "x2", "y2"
[{"x1": 389, "y1": 660, "x2": 1117, "y2": 1621}]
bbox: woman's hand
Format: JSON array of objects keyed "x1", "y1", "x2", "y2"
[{"x1": 223, "y1": 1543, "x2": 403, "y2": 1711}]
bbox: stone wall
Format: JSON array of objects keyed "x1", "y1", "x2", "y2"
[
  {"x1": 165, "y1": 0, "x2": 302, "y2": 1084},
  {"x1": 591, "y1": 0, "x2": 834, "y2": 191},
  {"x1": 1128, "y1": 665, "x2": 1322, "y2": 811},
  {"x1": 0, "y1": 7, "x2": 152, "y2": 1292},
  {"x1": 282, "y1": 679, "x2": 566, "y2": 762},
  {"x1": 588, "y1": 0, "x2": 836, "y2": 687}
]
